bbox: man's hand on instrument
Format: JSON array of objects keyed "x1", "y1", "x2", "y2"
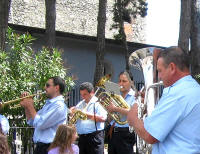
[
  {"x1": 135, "y1": 91, "x2": 145, "y2": 104},
  {"x1": 20, "y1": 92, "x2": 34, "y2": 109},
  {"x1": 106, "y1": 101, "x2": 117, "y2": 113},
  {"x1": 69, "y1": 106, "x2": 76, "y2": 114},
  {"x1": 127, "y1": 103, "x2": 138, "y2": 126}
]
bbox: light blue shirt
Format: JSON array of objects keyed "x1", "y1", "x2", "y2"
[
  {"x1": 110, "y1": 88, "x2": 135, "y2": 127},
  {"x1": 28, "y1": 95, "x2": 68, "y2": 143},
  {"x1": 144, "y1": 75, "x2": 200, "y2": 154},
  {"x1": 0, "y1": 114, "x2": 10, "y2": 135},
  {"x1": 75, "y1": 96, "x2": 107, "y2": 134}
]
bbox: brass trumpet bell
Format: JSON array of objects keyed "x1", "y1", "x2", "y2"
[{"x1": 0, "y1": 91, "x2": 46, "y2": 109}]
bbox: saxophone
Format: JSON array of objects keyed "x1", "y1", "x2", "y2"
[
  {"x1": 129, "y1": 47, "x2": 163, "y2": 154},
  {"x1": 68, "y1": 110, "x2": 87, "y2": 125},
  {"x1": 68, "y1": 74, "x2": 112, "y2": 126}
]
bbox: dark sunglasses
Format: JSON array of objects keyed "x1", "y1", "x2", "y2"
[{"x1": 46, "y1": 83, "x2": 54, "y2": 88}]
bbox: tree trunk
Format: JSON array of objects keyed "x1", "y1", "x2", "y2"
[
  {"x1": 178, "y1": 0, "x2": 191, "y2": 53},
  {"x1": 45, "y1": 0, "x2": 56, "y2": 51},
  {"x1": 0, "y1": 0, "x2": 11, "y2": 51},
  {"x1": 190, "y1": 0, "x2": 200, "y2": 75},
  {"x1": 117, "y1": 0, "x2": 130, "y2": 71},
  {"x1": 93, "y1": 0, "x2": 107, "y2": 86}
]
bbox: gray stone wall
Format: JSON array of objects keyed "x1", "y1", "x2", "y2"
[{"x1": 9, "y1": 0, "x2": 146, "y2": 43}]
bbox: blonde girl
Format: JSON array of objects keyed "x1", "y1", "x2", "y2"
[{"x1": 48, "y1": 124, "x2": 79, "y2": 154}]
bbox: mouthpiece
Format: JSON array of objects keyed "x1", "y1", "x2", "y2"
[{"x1": 120, "y1": 86, "x2": 123, "y2": 89}]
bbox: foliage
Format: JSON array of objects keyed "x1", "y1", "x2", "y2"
[
  {"x1": 0, "y1": 27, "x2": 74, "y2": 127},
  {"x1": 111, "y1": 0, "x2": 148, "y2": 40},
  {"x1": 195, "y1": 74, "x2": 200, "y2": 83}
]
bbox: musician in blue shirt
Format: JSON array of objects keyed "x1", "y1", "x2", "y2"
[
  {"x1": 106, "y1": 71, "x2": 136, "y2": 154},
  {"x1": 128, "y1": 47, "x2": 200, "y2": 154},
  {"x1": 0, "y1": 114, "x2": 10, "y2": 135},
  {"x1": 20, "y1": 76, "x2": 68, "y2": 154},
  {"x1": 70, "y1": 82, "x2": 107, "y2": 154}
]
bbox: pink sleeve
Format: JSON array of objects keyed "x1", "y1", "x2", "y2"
[{"x1": 72, "y1": 144, "x2": 79, "y2": 154}]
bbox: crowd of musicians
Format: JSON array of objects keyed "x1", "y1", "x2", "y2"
[{"x1": 1, "y1": 46, "x2": 200, "y2": 154}]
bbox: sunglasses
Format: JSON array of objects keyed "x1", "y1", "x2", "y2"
[{"x1": 46, "y1": 83, "x2": 54, "y2": 88}]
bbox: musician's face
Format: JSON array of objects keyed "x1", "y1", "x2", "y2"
[
  {"x1": 80, "y1": 89, "x2": 93, "y2": 103},
  {"x1": 44, "y1": 79, "x2": 58, "y2": 99},
  {"x1": 157, "y1": 58, "x2": 172, "y2": 87},
  {"x1": 118, "y1": 74, "x2": 131, "y2": 93}
]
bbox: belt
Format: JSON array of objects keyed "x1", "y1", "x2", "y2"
[
  {"x1": 36, "y1": 142, "x2": 51, "y2": 147},
  {"x1": 79, "y1": 130, "x2": 104, "y2": 137},
  {"x1": 113, "y1": 127, "x2": 129, "y2": 133}
]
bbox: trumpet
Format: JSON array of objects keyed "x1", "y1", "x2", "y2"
[{"x1": 0, "y1": 91, "x2": 46, "y2": 109}]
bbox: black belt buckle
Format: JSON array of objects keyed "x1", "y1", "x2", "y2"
[
  {"x1": 113, "y1": 127, "x2": 129, "y2": 133},
  {"x1": 36, "y1": 142, "x2": 49, "y2": 147}
]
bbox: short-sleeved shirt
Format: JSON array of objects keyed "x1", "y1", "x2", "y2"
[
  {"x1": 48, "y1": 144, "x2": 79, "y2": 154},
  {"x1": 144, "y1": 75, "x2": 200, "y2": 154},
  {"x1": 75, "y1": 96, "x2": 107, "y2": 134},
  {"x1": 0, "y1": 114, "x2": 10, "y2": 135},
  {"x1": 110, "y1": 88, "x2": 135, "y2": 127}
]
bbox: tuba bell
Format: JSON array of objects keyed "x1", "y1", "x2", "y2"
[{"x1": 129, "y1": 47, "x2": 163, "y2": 154}]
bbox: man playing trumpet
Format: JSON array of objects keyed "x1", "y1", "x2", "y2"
[{"x1": 20, "y1": 76, "x2": 68, "y2": 154}]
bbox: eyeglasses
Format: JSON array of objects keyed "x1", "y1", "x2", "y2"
[{"x1": 45, "y1": 83, "x2": 54, "y2": 88}]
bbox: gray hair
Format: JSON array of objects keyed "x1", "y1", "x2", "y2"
[
  {"x1": 79, "y1": 82, "x2": 94, "y2": 93},
  {"x1": 158, "y1": 46, "x2": 189, "y2": 71}
]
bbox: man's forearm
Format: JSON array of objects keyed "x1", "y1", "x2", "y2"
[
  {"x1": 114, "y1": 107, "x2": 129, "y2": 115},
  {"x1": 128, "y1": 104, "x2": 158, "y2": 144},
  {"x1": 24, "y1": 108, "x2": 32, "y2": 120},
  {"x1": 26, "y1": 106, "x2": 37, "y2": 120},
  {"x1": 132, "y1": 116, "x2": 158, "y2": 144},
  {"x1": 87, "y1": 113, "x2": 106, "y2": 122}
]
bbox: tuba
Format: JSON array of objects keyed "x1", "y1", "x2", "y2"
[
  {"x1": 129, "y1": 47, "x2": 163, "y2": 154},
  {"x1": 95, "y1": 74, "x2": 130, "y2": 125}
]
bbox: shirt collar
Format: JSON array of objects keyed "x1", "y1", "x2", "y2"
[
  {"x1": 46, "y1": 95, "x2": 64, "y2": 104},
  {"x1": 85, "y1": 96, "x2": 98, "y2": 105},
  {"x1": 163, "y1": 75, "x2": 192, "y2": 94},
  {"x1": 124, "y1": 88, "x2": 135, "y2": 98},
  {"x1": 171, "y1": 75, "x2": 192, "y2": 88}
]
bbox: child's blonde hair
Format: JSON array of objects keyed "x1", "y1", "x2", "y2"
[{"x1": 48, "y1": 124, "x2": 76, "y2": 154}]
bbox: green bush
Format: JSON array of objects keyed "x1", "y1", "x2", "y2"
[
  {"x1": 0, "y1": 27, "x2": 74, "y2": 127},
  {"x1": 195, "y1": 74, "x2": 200, "y2": 84}
]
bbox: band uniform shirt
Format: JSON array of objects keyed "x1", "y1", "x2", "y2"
[
  {"x1": 0, "y1": 114, "x2": 10, "y2": 135},
  {"x1": 27, "y1": 95, "x2": 68, "y2": 143},
  {"x1": 110, "y1": 88, "x2": 135, "y2": 128},
  {"x1": 144, "y1": 75, "x2": 200, "y2": 154},
  {"x1": 75, "y1": 96, "x2": 107, "y2": 135}
]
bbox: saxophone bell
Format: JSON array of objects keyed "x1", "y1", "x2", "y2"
[{"x1": 68, "y1": 109, "x2": 87, "y2": 125}]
